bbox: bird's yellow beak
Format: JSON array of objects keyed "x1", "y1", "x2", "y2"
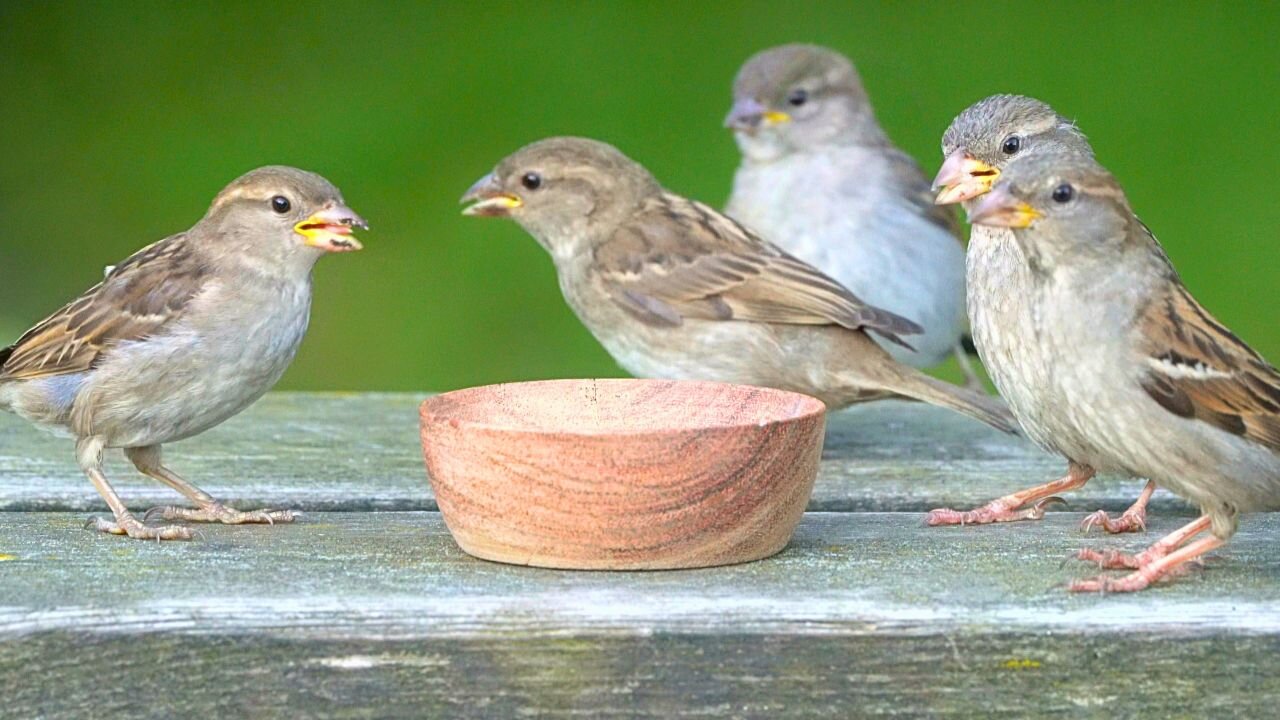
[
  {"x1": 460, "y1": 172, "x2": 522, "y2": 217},
  {"x1": 294, "y1": 204, "x2": 367, "y2": 253},
  {"x1": 762, "y1": 110, "x2": 791, "y2": 125},
  {"x1": 967, "y1": 186, "x2": 1041, "y2": 228},
  {"x1": 933, "y1": 149, "x2": 999, "y2": 205},
  {"x1": 724, "y1": 97, "x2": 791, "y2": 132}
]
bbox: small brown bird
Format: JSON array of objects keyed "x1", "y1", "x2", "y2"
[
  {"x1": 724, "y1": 44, "x2": 976, "y2": 385},
  {"x1": 958, "y1": 153, "x2": 1279, "y2": 592},
  {"x1": 461, "y1": 137, "x2": 1016, "y2": 433},
  {"x1": 928, "y1": 95, "x2": 1158, "y2": 534},
  {"x1": 0, "y1": 166, "x2": 366, "y2": 540}
]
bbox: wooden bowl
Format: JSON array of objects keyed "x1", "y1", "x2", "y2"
[{"x1": 419, "y1": 379, "x2": 825, "y2": 570}]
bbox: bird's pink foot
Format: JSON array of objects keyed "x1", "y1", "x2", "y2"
[
  {"x1": 1070, "y1": 523, "x2": 1222, "y2": 594},
  {"x1": 1078, "y1": 531, "x2": 1181, "y2": 568},
  {"x1": 144, "y1": 502, "x2": 299, "y2": 525},
  {"x1": 1080, "y1": 506, "x2": 1147, "y2": 534},
  {"x1": 1069, "y1": 571, "x2": 1152, "y2": 593},
  {"x1": 926, "y1": 496, "x2": 1066, "y2": 526},
  {"x1": 89, "y1": 513, "x2": 194, "y2": 541},
  {"x1": 1069, "y1": 561, "x2": 1198, "y2": 593},
  {"x1": 1074, "y1": 546, "x2": 1160, "y2": 570},
  {"x1": 927, "y1": 465, "x2": 1094, "y2": 528},
  {"x1": 1077, "y1": 512, "x2": 1209, "y2": 569},
  {"x1": 1081, "y1": 480, "x2": 1155, "y2": 534}
]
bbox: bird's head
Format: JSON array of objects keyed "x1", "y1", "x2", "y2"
[
  {"x1": 202, "y1": 166, "x2": 367, "y2": 272},
  {"x1": 969, "y1": 153, "x2": 1135, "y2": 270},
  {"x1": 933, "y1": 95, "x2": 1093, "y2": 208},
  {"x1": 461, "y1": 137, "x2": 659, "y2": 257},
  {"x1": 725, "y1": 44, "x2": 879, "y2": 162}
]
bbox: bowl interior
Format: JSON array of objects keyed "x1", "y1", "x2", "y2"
[{"x1": 423, "y1": 379, "x2": 824, "y2": 435}]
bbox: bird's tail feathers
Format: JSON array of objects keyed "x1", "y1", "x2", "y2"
[{"x1": 857, "y1": 362, "x2": 1020, "y2": 435}]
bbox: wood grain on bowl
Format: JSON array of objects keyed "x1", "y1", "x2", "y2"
[{"x1": 420, "y1": 379, "x2": 825, "y2": 570}]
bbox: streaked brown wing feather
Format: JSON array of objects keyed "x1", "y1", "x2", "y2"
[
  {"x1": 593, "y1": 193, "x2": 922, "y2": 347},
  {"x1": 1139, "y1": 282, "x2": 1280, "y2": 452},
  {"x1": 0, "y1": 234, "x2": 209, "y2": 381}
]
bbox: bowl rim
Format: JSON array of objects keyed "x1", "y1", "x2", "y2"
[{"x1": 419, "y1": 378, "x2": 826, "y2": 438}]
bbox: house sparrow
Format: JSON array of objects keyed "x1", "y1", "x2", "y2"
[
  {"x1": 928, "y1": 94, "x2": 1157, "y2": 534},
  {"x1": 724, "y1": 44, "x2": 978, "y2": 386},
  {"x1": 0, "y1": 166, "x2": 366, "y2": 540},
  {"x1": 951, "y1": 153, "x2": 1279, "y2": 592},
  {"x1": 461, "y1": 137, "x2": 1017, "y2": 434}
]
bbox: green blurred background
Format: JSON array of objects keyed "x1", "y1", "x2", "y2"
[{"x1": 2, "y1": 1, "x2": 1277, "y2": 391}]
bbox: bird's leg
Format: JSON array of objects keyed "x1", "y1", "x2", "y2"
[
  {"x1": 1070, "y1": 518, "x2": 1223, "y2": 593},
  {"x1": 953, "y1": 343, "x2": 986, "y2": 392},
  {"x1": 127, "y1": 446, "x2": 298, "y2": 525},
  {"x1": 1076, "y1": 514, "x2": 1209, "y2": 570},
  {"x1": 78, "y1": 437, "x2": 193, "y2": 541},
  {"x1": 926, "y1": 463, "x2": 1094, "y2": 526},
  {"x1": 1080, "y1": 479, "x2": 1156, "y2": 534}
]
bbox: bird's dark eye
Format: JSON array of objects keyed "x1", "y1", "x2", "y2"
[
  {"x1": 270, "y1": 196, "x2": 291, "y2": 214},
  {"x1": 1052, "y1": 183, "x2": 1074, "y2": 203},
  {"x1": 521, "y1": 172, "x2": 542, "y2": 190},
  {"x1": 787, "y1": 88, "x2": 808, "y2": 107},
  {"x1": 1001, "y1": 135, "x2": 1022, "y2": 155}
]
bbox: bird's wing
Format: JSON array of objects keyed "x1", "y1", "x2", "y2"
[
  {"x1": 1138, "y1": 281, "x2": 1280, "y2": 452},
  {"x1": 881, "y1": 147, "x2": 963, "y2": 242},
  {"x1": 591, "y1": 192, "x2": 921, "y2": 348},
  {"x1": 0, "y1": 234, "x2": 210, "y2": 381}
]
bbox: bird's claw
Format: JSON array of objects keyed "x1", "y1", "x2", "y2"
[
  {"x1": 1026, "y1": 496, "x2": 1069, "y2": 518},
  {"x1": 1069, "y1": 575, "x2": 1140, "y2": 593},
  {"x1": 1080, "y1": 508, "x2": 1148, "y2": 534},
  {"x1": 1075, "y1": 547, "x2": 1142, "y2": 570},
  {"x1": 1070, "y1": 562, "x2": 1198, "y2": 594},
  {"x1": 88, "y1": 514, "x2": 194, "y2": 541},
  {"x1": 926, "y1": 496, "x2": 1067, "y2": 526},
  {"x1": 144, "y1": 503, "x2": 299, "y2": 525}
]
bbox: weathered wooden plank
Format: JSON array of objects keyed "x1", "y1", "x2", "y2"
[
  {"x1": 0, "y1": 393, "x2": 1193, "y2": 515},
  {"x1": 3, "y1": 632, "x2": 1276, "y2": 719},
  {"x1": 0, "y1": 512, "x2": 1276, "y2": 718},
  {"x1": 2, "y1": 513, "x2": 1276, "y2": 634}
]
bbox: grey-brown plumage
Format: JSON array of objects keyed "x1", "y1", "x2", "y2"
[
  {"x1": 0, "y1": 166, "x2": 367, "y2": 540},
  {"x1": 724, "y1": 45, "x2": 973, "y2": 377},
  {"x1": 462, "y1": 137, "x2": 1016, "y2": 434},
  {"x1": 956, "y1": 153, "x2": 1280, "y2": 592},
  {"x1": 928, "y1": 95, "x2": 1159, "y2": 534}
]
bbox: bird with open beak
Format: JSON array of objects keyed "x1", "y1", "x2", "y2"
[
  {"x1": 0, "y1": 166, "x2": 367, "y2": 540},
  {"x1": 957, "y1": 152, "x2": 1280, "y2": 592},
  {"x1": 723, "y1": 44, "x2": 978, "y2": 387},
  {"x1": 932, "y1": 95, "x2": 1092, "y2": 207},
  {"x1": 926, "y1": 95, "x2": 1161, "y2": 535},
  {"x1": 461, "y1": 136, "x2": 1017, "y2": 435}
]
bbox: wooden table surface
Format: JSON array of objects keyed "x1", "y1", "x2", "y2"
[{"x1": 1, "y1": 393, "x2": 1276, "y2": 718}]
